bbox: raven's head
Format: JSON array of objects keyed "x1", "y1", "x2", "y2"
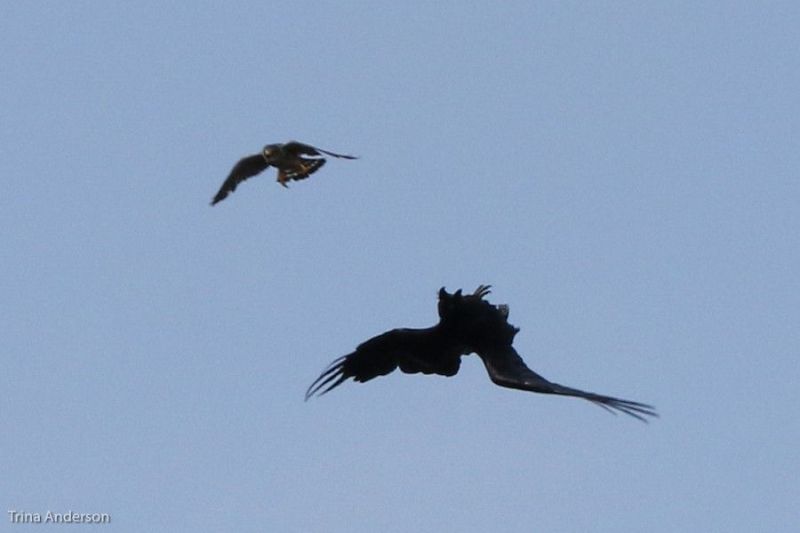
[
  {"x1": 437, "y1": 285, "x2": 494, "y2": 320},
  {"x1": 437, "y1": 286, "x2": 518, "y2": 347},
  {"x1": 437, "y1": 287, "x2": 461, "y2": 320}
]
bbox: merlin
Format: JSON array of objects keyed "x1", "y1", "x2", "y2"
[{"x1": 211, "y1": 141, "x2": 357, "y2": 205}]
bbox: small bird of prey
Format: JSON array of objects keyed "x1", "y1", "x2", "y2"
[{"x1": 211, "y1": 141, "x2": 357, "y2": 205}]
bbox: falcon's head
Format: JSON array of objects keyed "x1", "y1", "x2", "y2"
[{"x1": 261, "y1": 144, "x2": 282, "y2": 163}]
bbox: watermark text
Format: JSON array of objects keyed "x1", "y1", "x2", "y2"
[{"x1": 8, "y1": 509, "x2": 111, "y2": 524}]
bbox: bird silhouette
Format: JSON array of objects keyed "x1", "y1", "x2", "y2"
[
  {"x1": 211, "y1": 141, "x2": 357, "y2": 205},
  {"x1": 306, "y1": 286, "x2": 657, "y2": 422}
]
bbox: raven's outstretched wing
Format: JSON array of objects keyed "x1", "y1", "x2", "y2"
[
  {"x1": 211, "y1": 154, "x2": 270, "y2": 205},
  {"x1": 305, "y1": 327, "x2": 459, "y2": 399},
  {"x1": 478, "y1": 345, "x2": 658, "y2": 422},
  {"x1": 284, "y1": 141, "x2": 358, "y2": 160}
]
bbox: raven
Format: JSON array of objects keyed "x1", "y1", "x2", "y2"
[
  {"x1": 306, "y1": 286, "x2": 657, "y2": 422},
  {"x1": 211, "y1": 141, "x2": 357, "y2": 205}
]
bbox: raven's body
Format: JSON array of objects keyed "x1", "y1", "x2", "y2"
[
  {"x1": 211, "y1": 141, "x2": 356, "y2": 205},
  {"x1": 307, "y1": 286, "x2": 657, "y2": 422}
]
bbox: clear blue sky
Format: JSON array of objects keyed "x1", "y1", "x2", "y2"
[{"x1": 2, "y1": 2, "x2": 798, "y2": 532}]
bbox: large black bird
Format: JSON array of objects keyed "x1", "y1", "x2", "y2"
[
  {"x1": 306, "y1": 286, "x2": 657, "y2": 422},
  {"x1": 211, "y1": 141, "x2": 357, "y2": 205}
]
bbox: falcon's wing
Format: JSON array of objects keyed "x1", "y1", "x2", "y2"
[
  {"x1": 284, "y1": 141, "x2": 358, "y2": 159},
  {"x1": 305, "y1": 326, "x2": 456, "y2": 399},
  {"x1": 478, "y1": 345, "x2": 658, "y2": 422},
  {"x1": 211, "y1": 154, "x2": 270, "y2": 205}
]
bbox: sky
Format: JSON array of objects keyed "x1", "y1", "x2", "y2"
[{"x1": 2, "y1": 1, "x2": 798, "y2": 531}]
